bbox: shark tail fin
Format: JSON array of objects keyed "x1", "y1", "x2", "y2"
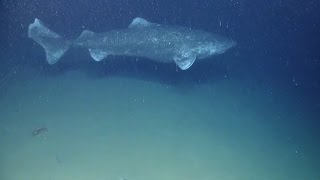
[{"x1": 28, "y1": 18, "x2": 71, "y2": 64}]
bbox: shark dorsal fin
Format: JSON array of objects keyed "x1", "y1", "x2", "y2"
[
  {"x1": 79, "y1": 30, "x2": 95, "y2": 40},
  {"x1": 129, "y1": 17, "x2": 153, "y2": 28}
]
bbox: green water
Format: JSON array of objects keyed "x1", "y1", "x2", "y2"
[{"x1": 0, "y1": 69, "x2": 319, "y2": 180}]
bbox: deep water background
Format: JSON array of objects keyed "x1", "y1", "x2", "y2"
[
  {"x1": 1, "y1": 0, "x2": 320, "y2": 88},
  {"x1": 1, "y1": 0, "x2": 320, "y2": 179}
]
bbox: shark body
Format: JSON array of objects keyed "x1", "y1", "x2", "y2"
[{"x1": 28, "y1": 17, "x2": 236, "y2": 70}]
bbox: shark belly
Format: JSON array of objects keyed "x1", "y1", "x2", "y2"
[{"x1": 80, "y1": 27, "x2": 181, "y2": 64}]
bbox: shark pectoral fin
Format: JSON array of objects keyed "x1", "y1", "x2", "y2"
[
  {"x1": 174, "y1": 54, "x2": 197, "y2": 70},
  {"x1": 89, "y1": 49, "x2": 109, "y2": 61}
]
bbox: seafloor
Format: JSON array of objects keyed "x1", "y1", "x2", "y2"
[{"x1": 0, "y1": 65, "x2": 319, "y2": 180}]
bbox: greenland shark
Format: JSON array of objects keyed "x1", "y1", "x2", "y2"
[{"x1": 28, "y1": 17, "x2": 236, "y2": 70}]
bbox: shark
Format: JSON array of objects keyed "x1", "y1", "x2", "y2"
[{"x1": 28, "y1": 17, "x2": 236, "y2": 70}]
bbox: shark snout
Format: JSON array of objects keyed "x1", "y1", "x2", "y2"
[{"x1": 222, "y1": 39, "x2": 236, "y2": 52}]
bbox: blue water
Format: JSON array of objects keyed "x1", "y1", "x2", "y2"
[{"x1": 1, "y1": 0, "x2": 319, "y2": 180}]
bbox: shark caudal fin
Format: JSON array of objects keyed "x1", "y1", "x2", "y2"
[{"x1": 28, "y1": 18, "x2": 70, "y2": 64}]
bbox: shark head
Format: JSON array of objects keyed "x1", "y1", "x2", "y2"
[
  {"x1": 194, "y1": 36, "x2": 236, "y2": 59},
  {"x1": 173, "y1": 33, "x2": 236, "y2": 70}
]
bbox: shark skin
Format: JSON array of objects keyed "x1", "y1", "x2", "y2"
[{"x1": 28, "y1": 17, "x2": 236, "y2": 70}]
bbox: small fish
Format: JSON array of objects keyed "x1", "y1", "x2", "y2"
[
  {"x1": 32, "y1": 127, "x2": 48, "y2": 137},
  {"x1": 55, "y1": 155, "x2": 62, "y2": 164}
]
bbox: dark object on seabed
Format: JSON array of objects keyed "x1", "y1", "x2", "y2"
[{"x1": 32, "y1": 127, "x2": 48, "y2": 137}]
